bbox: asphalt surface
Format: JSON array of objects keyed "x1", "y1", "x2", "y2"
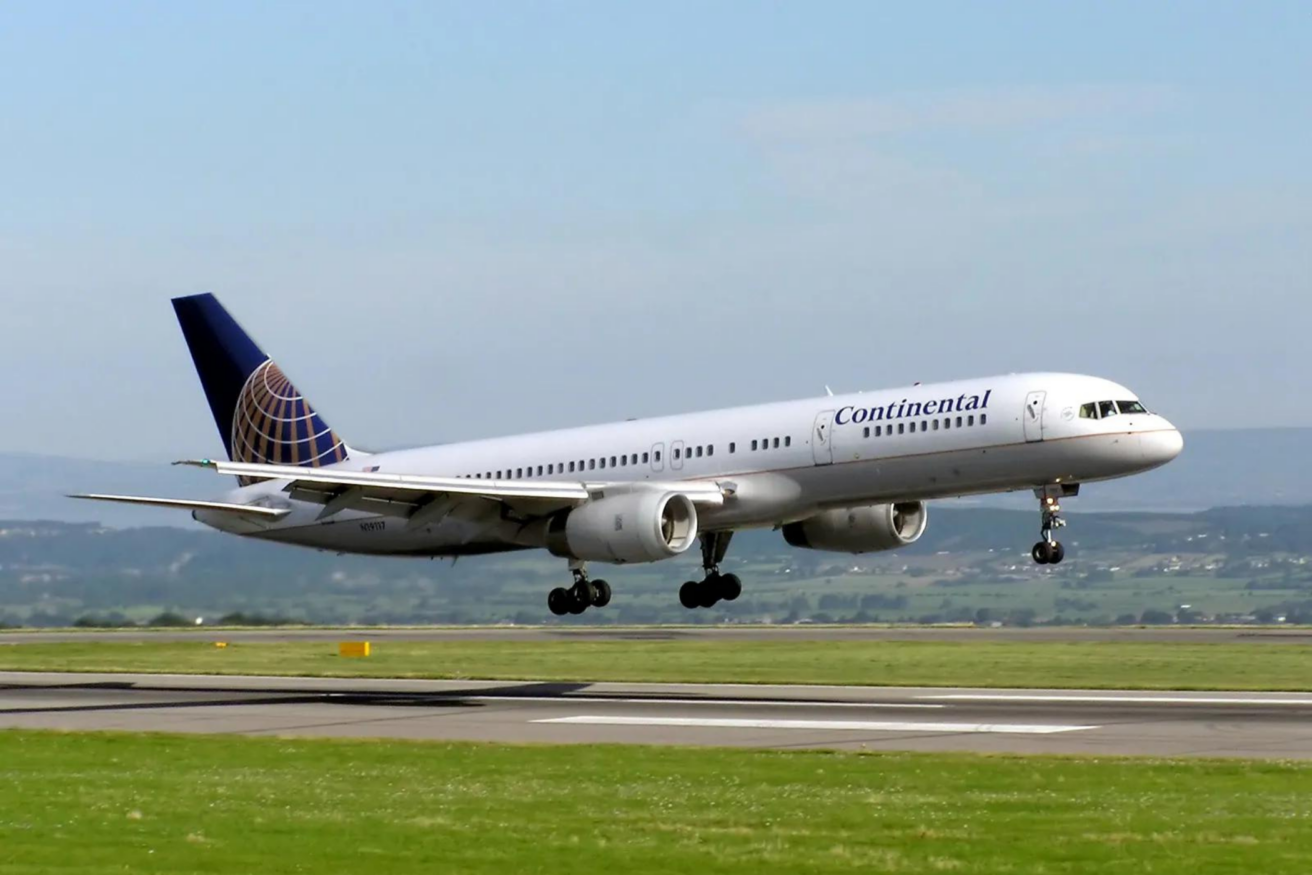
[
  {"x1": 8, "y1": 626, "x2": 1312, "y2": 644},
  {"x1": 3, "y1": 672, "x2": 1312, "y2": 758}
]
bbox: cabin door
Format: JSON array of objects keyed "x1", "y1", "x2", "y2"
[
  {"x1": 812, "y1": 410, "x2": 835, "y2": 465},
  {"x1": 1023, "y1": 391, "x2": 1047, "y2": 442}
]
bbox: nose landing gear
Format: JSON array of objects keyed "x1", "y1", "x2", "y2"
[
  {"x1": 679, "y1": 532, "x2": 742, "y2": 609},
  {"x1": 1032, "y1": 488, "x2": 1068, "y2": 565},
  {"x1": 547, "y1": 563, "x2": 611, "y2": 616}
]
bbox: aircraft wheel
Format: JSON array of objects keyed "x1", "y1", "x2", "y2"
[
  {"x1": 697, "y1": 577, "x2": 721, "y2": 608},
  {"x1": 717, "y1": 573, "x2": 742, "y2": 602},
  {"x1": 547, "y1": 587, "x2": 571, "y2": 616},
  {"x1": 1032, "y1": 542, "x2": 1053, "y2": 565},
  {"x1": 1049, "y1": 542, "x2": 1065, "y2": 564},
  {"x1": 679, "y1": 581, "x2": 701, "y2": 609},
  {"x1": 591, "y1": 579, "x2": 612, "y2": 608},
  {"x1": 571, "y1": 579, "x2": 596, "y2": 605}
]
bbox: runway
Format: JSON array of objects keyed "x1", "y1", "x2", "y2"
[
  {"x1": 4, "y1": 671, "x2": 1312, "y2": 758},
  {"x1": 8, "y1": 625, "x2": 1312, "y2": 644}
]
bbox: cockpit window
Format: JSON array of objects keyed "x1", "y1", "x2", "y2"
[
  {"x1": 1098, "y1": 400, "x2": 1118, "y2": 418},
  {"x1": 1117, "y1": 400, "x2": 1147, "y2": 414},
  {"x1": 1079, "y1": 403, "x2": 1098, "y2": 419}
]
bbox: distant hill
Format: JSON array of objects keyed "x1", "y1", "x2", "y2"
[{"x1": 1, "y1": 427, "x2": 1307, "y2": 528}]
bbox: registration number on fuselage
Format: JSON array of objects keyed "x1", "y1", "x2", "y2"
[{"x1": 359, "y1": 520, "x2": 386, "y2": 533}]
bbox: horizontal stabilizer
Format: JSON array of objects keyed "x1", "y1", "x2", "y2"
[{"x1": 67, "y1": 494, "x2": 290, "y2": 518}]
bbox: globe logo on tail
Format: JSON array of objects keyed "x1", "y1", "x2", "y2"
[{"x1": 231, "y1": 360, "x2": 347, "y2": 485}]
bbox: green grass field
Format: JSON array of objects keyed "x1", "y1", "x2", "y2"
[
  {"x1": 4, "y1": 637, "x2": 1312, "y2": 689},
  {"x1": 1, "y1": 730, "x2": 1308, "y2": 874}
]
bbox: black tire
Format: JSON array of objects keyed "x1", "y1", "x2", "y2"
[
  {"x1": 547, "y1": 587, "x2": 571, "y2": 616},
  {"x1": 591, "y1": 579, "x2": 612, "y2": 608},
  {"x1": 717, "y1": 573, "x2": 743, "y2": 602},
  {"x1": 567, "y1": 591, "x2": 588, "y2": 614},
  {"x1": 679, "y1": 581, "x2": 701, "y2": 609},
  {"x1": 1032, "y1": 542, "x2": 1053, "y2": 565},
  {"x1": 697, "y1": 579, "x2": 720, "y2": 609},
  {"x1": 1050, "y1": 542, "x2": 1065, "y2": 564},
  {"x1": 571, "y1": 579, "x2": 596, "y2": 606}
]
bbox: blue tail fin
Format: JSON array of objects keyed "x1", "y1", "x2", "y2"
[{"x1": 172, "y1": 294, "x2": 349, "y2": 477}]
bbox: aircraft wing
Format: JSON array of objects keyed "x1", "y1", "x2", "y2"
[
  {"x1": 176, "y1": 459, "x2": 725, "y2": 525},
  {"x1": 68, "y1": 494, "x2": 291, "y2": 518}
]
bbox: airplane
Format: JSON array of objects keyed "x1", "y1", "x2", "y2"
[{"x1": 73, "y1": 294, "x2": 1184, "y2": 617}]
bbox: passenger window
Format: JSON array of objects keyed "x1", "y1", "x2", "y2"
[
  {"x1": 933, "y1": 419, "x2": 940, "y2": 430},
  {"x1": 729, "y1": 442, "x2": 736, "y2": 454},
  {"x1": 784, "y1": 436, "x2": 791, "y2": 447},
  {"x1": 707, "y1": 445, "x2": 714, "y2": 457},
  {"x1": 610, "y1": 456, "x2": 616, "y2": 467},
  {"x1": 568, "y1": 462, "x2": 575, "y2": 473},
  {"x1": 863, "y1": 427, "x2": 870, "y2": 438},
  {"x1": 642, "y1": 452, "x2": 649, "y2": 464},
  {"x1": 589, "y1": 459, "x2": 596, "y2": 470},
  {"x1": 980, "y1": 414, "x2": 988, "y2": 425},
  {"x1": 967, "y1": 416, "x2": 974, "y2": 426},
  {"x1": 654, "y1": 451, "x2": 662, "y2": 462},
  {"x1": 772, "y1": 438, "x2": 780, "y2": 449},
  {"x1": 956, "y1": 416, "x2": 963, "y2": 428},
  {"x1": 516, "y1": 468, "x2": 523, "y2": 478},
  {"x1": 910, "y1": 422, "x2": 916, "y2": 433},
  {"x1": 898, "y1": 423, "x2": 905, "y2": 434},
  {"x1": 695, "y1": 446, "x2": 703, "y2": 458},
  {"x1": 921, "y1": 420, "x2": 928, "y2": 432},
  {"x1": 631, "y1": 454, "x2": 638, "y2": 465},
  {"x1": 537, "y1": 465, "x2": 543, "y2": 476},
  {"x1": 1118, "y1": 400, "x2": 1147, "y2": 414},
  {"x1": 674, "y1": 448, "x2": 681, "y2": 460},
  {"x1": 942, "y1": 419, "x2": 950, "y2": 430},
  {"x1": 751, "y1": 440, "x2": 758, "y2": 451},
  {"x1": 875, "y1": 425, "x2": 882, "y2": 437},
  {"x1": 619, "y1": 455, "x2": 626, "y2": 467},
  {"x1": 1098, "y1": 401, "x2": 1117, "y2": 419}
]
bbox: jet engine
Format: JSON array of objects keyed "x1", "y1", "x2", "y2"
[
  {"x1": 546, "y1": 490, "x2": 698, "y2": 564},
  {"x1": 782, "y1": 502, "x2": 927, "y2": 553}
]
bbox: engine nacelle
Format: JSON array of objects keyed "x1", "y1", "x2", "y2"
[
  {"x1": 547, "y1": 490, "x2": 698, "y2": 564},
  {"x1": 782, "y1": 502, "x2": 927, "y2": 554}
]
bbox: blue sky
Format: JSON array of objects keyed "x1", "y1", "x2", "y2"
[{"x1": 1, "y1": 2, "x2": 1308, "y2": 460}]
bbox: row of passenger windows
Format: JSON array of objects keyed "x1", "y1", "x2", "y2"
[
  {"x1": 862, "y1": 413, "x2": 986, "y2": 439},
  {"x1": 1079, "y1": 400, "x2": 1148, "y2": 419},
  {"x1": 460, "y1": 434, "x2": 794, "y2": 481},
  {"x1": 464, "y1": 450, "x2": 659, "y2": 480}
]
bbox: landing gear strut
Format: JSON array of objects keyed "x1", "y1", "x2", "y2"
[
  {"x1": 679, "y1": 532, "x2": 742, "y2": 609},
  {"x1": 1031, "y1": 486, "x2": 1069, "y2": 565},
  {"x1": 547, "y1": 562, "x2": 611, "y2": 616}
]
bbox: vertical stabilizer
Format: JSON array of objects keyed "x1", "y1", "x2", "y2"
[{"x1": 172, "y1": 294, "x2": 349, "y2": 481}]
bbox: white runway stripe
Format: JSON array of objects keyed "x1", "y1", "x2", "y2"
[
  {"x1": 921, "y1": 694, "x2": 1312, "y2": 705},
  {"x1": 460, "y1": 695, "x2": 943, "y2": 709},
  {"x1": 534, "y1": 716, "x2": 1098, "y2": 734}
]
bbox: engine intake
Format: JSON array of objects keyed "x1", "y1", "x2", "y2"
[
  {"x1": 547, "y1": 490, "x2": 698, "y2": 564},
  {"x1": 782, "y1": 501, "x2": 927, "y2": 553}
]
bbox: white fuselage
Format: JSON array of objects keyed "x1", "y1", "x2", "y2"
[{"x1": 198, "y1": 372, "x2": 1183, "y2": 558}]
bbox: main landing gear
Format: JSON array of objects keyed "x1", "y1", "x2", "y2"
[
  {"x1": 1031, "y1": 487, "x2": 1068, "y2": 565},
  {"x1": 679, "y1": 532, "x2": 743, "y2": 609},
  {"x1": 547, "y1": 563, "x2": 611, "y2": 616}
]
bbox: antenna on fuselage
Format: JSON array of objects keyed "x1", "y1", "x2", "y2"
[{"x1": 824, "y1": 385, "x2": 834, "y2": 397}]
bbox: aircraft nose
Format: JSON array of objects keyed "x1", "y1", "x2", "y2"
[{"x1": 1140, "y1": 425, "x2": 1184, "y2": 466}]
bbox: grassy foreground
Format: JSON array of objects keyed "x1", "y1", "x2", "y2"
[
  {"x1": 3, "y1": 638, "x2": 1312, "y2": 689},
  {"x1": 1, "y1": 730, "x2": 1309, "y2": 874}
]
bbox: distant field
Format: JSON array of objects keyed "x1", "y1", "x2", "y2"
[
  {"x1": 2, "y1": 730, "x2": 1309, "y2": 875},
  {"x1": 3, "y1": 638, "x2": 1312, "y2": 689}
]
